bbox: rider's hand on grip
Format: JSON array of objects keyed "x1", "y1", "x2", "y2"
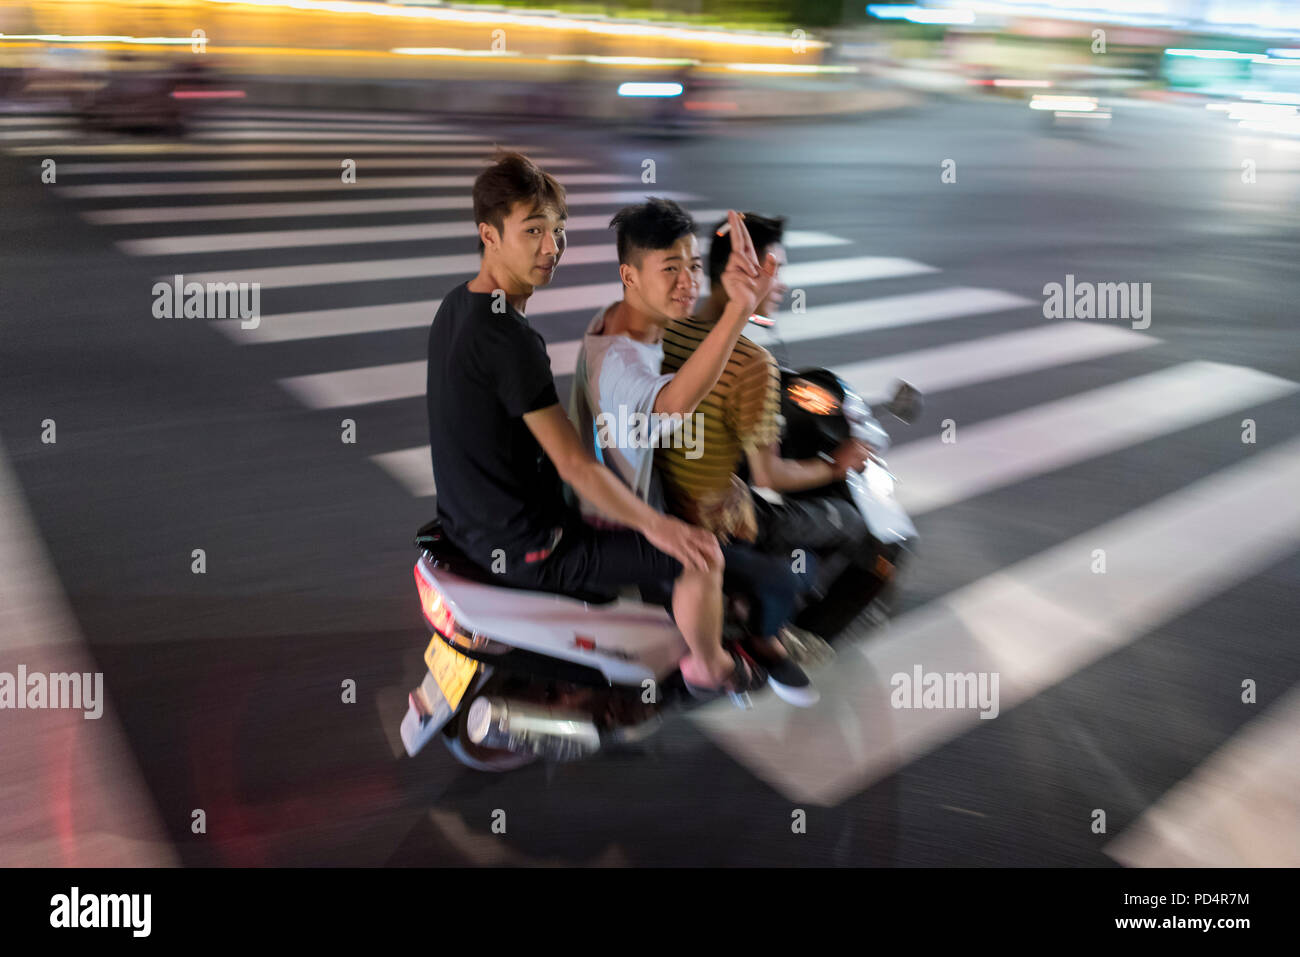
[{"x1": 831, "y1": 439, "x2": 872, "y2": 479}]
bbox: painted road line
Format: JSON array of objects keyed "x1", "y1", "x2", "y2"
[
  {"x1": 0, "y1": 436, "x2": 177, "y2": 866},
  {"x1": 837, "y1": 322, "x2": 1159, "y2": 403},
  {"x1": 59, "y1": 172, "x2": 631, "y2": 198},
  {"x1": 280, "y1": 339, "x2": 586, "y2": 409},
  {"x1": 746, "y1": 288, "x2": 1035, "y2": 345},
  {"x1": 197, "y1": 108, "x2": 443, "y2": 123},
  {"x1": 213, "y1": 283, "x2": 625, "y2": 343},
  {"x1": 370, "y1": 446, "x2": 438, "y2": 498},
  {"x1": 119, "y1": 210, "x2": 727, "y2": 256},
  {"x1": 11, "y1": 142, "x2": 539, "y2": 157},
  {"x1": 688, "y1": 435, "x2": 1300, "y2": 807},
  {"x1": 779, "y1": 255, "x2": 937, "y2": 287},
  {"x1": 182, "y1": 241, "x2": 618, "y2": 289},
  {"x1": 61, "y1": 156, "x2": 591, "y2": 175},
  {"x1": 194, "y1": 130, "x2": 486, "y2": 143},
  {"x1": 189, "y1": 119, "x2": 460, "y2": 134},
  {"x1": 890, "y1": 361, "x2": 1299, "y2": 517},
  {"x1": 82, "y1": 189, "x2": 700, "y2": 225},
  {"x1": 1104, "y1": 684, "x2": 1300, "y2": 867}
]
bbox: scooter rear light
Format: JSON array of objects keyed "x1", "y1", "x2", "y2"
[
  {"x1": 413, "y1": 563, "x2": 512, "y2": 655},
  {"x1": 414, "y1": 565, "x2": 457, "y2": 639}
]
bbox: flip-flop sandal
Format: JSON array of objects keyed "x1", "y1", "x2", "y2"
[{"x1": 683, "y1": 647, "x2": 767, "y2": 705}]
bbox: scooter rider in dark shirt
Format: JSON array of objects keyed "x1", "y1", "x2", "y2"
[{"x1": 426, "y1": 151, "x2": 767, "y2": 697}]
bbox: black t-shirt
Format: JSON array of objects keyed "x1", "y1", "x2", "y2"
[{"x1": 427, "y1": 281, "x2": 570, "y2": 569}]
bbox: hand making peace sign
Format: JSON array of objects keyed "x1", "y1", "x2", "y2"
[{"x1": 717, "y1": 210, "x2": 780, "y2": 317}]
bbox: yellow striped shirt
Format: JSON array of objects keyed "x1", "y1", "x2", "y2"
[{"x1": 657, "y1": 315, "x2": 781, "y2": 541}]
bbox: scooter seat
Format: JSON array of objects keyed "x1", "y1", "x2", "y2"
[{"x1": 414, "y1": 518, "x2": 618, "y2": 606}]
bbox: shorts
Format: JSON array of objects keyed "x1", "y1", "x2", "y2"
[{"x1": 497, "y1": 518, "x2": 683, "y2": 598}]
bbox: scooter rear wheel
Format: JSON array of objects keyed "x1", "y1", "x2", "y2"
[{"x1": 441, "y1": 706, "x2": 539, "y2": 773}]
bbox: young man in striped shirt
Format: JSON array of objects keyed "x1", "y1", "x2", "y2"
[
  {"x1": 658, "y1": 212, "x2": 878, "y2": 647},
  {"x1": 570, "y1": 198, "x2": 819, "y2": 706}
]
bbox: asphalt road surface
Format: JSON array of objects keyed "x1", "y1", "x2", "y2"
[{"x1": 1, "y1": 94, "x2": 1297, "y2": 866}]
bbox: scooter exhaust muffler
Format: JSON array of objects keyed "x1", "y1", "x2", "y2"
[{"x1": 465, "y1": 696, "x2": 602, "y2": 761}]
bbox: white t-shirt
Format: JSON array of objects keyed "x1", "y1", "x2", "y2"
[{"x1": 569, "y1": 303, "x2": 679, "y2": 512}]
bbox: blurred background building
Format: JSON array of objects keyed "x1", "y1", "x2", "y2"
[{"x1": 3, "y1": 1, "x2": 1300, "y2": 127}]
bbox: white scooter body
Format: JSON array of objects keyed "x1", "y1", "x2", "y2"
[
  {"x1": 417, "y1": 555, "x2": 688, "y2": 686},
  {"x1": 399, "y1": 555, "x2": 688, "y2": 759},
  {"x1": 400, "y1": 374, "x2": 922, "y2": 765}
]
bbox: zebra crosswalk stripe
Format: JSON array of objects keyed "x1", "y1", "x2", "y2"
[
  {"x1": 836, "y1": 321, "x2": 1159, "y2": 403},
  {"x1": 365, "y1": 362, "x2": 1295, "y2": 499},
  {"x1": 746, "y1": 288, "x2": 1035, "y2": 343},
  {"x1": 59, "y1": 172, "x2": 633, "y2": 198},
  {"x1": 1104, "y1": 683, "x2": 1300, "y2": 867},
  {"x1": 81, "y1": 189, "x2": 702, "y2": 225},
  {"x1": 59, "y1": 156, "x2": 592, "y2": 176},
  {"x1": 117, "y1": 210, "x2": 729, "y2": 256},
  {"x1": 688, "y1": 435, "x2": 1300, "y2": 806},
  {"x1": 890, "y1": 361, "x2": 1297, "y2": 517}
]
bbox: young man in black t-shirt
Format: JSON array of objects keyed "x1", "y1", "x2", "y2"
[{"x1": 426, "y1": 152, "x2": 767, "y2": 696}]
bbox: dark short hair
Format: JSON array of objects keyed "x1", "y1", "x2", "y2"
[
  {"x1": 609, "y1": 197, "x2": 697, "y2": 267},
  {"x1": 472, "y1": 151, "x2": 568, "y2": 253},
  {"x1": 708, "y1": 212, "x2": 786, "y2": 286}
]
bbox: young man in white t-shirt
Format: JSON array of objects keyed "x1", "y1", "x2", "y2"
[{"x1": 569, "y1": 200, "x2": 819, "y2": 706}]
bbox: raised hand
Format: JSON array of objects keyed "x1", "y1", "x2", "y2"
[{"x1": 717, "y1": 210, "x2": 779, "y2": 316}]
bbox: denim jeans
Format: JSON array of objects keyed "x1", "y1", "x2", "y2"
[{"x1": 719, "y1": 540, "x2": 818, "y2": 638}]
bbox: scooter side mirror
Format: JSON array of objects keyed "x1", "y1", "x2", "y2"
[{"x1": 885, "y1": 380, "x2": 923, "y2": 424}]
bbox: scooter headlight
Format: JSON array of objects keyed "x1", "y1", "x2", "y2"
[{"x1": 865, "y1": 458, "x2": 895, "y2": 499}]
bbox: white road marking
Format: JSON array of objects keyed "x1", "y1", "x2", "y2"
[
  {"x1": 1105, "y1": 684, "x2": 1300, "y2": 867},
  {"x1": 59, "y1": 172, "x2": 631, "y2": 198},
  {"x1": 183, "y1": 241, "x2": 618, "y2": 289},
  {"x1": 119, "y1": 210, "x2": 727, "y2": 256},
  {"x1": 837, "y1": 322, "x2": 1158, "y2": 402},
  {"x1": 12, "y1": 142, "x2": 539, "y2": 156},
  {"x1": 61, "y1": 156, "x2": 591, "y2": 175},
  {"x1": 371, "y1": 446, "x2": 438, "y2": 498},
  {"x1": 0, "y1": 436, "x2": 177, "y2": 865},
  {"x1": 194, "y1": 129, "x2": 487, "y2": 143},
  {"x1": 213, "y1": 283, "x2": 624, "y2": 343},
  {"x1": 82, "y1": 189, "x2": 699, "y2": 225},
  {"x1": 688, "y1": 436, "x2": 1300, "y2": 807},
  {"x1": 747, "y1": 288, "x2": 1035, "y2": 345},
  {"x1": 779, "y1": 255, "x2": 936, "y2": 286},
  {"x1": 890, "y1": 361, "x2": 1299, "y2": 516}
]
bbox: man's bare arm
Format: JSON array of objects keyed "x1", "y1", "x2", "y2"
[
  {"x1": 652, "y1": 301, "x2": 752, "y2": 417},
  {"x1": 746, "y1": 442, "x2": 836, "y2": 493},
  {"x1": 746, "y1": 439, "x2": 871, "y2": 493},
  {"x1": 653, "y1": 210, "x2": 777, "y2": 417},
  {"x1": 522, "y1": 403, "x2": 720, "y2": 571}
]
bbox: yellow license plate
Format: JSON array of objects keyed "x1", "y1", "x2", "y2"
[{"x1": 424, "y1": 636, "x2": 479, "y2": 712}]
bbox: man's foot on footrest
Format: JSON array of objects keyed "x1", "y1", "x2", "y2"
[
  {"x1": 778, "y1": 624, "x2": 835, "y2": 668},
  {"x1": 743, "y1": 637, "x2": 819, "y2": 708}
]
